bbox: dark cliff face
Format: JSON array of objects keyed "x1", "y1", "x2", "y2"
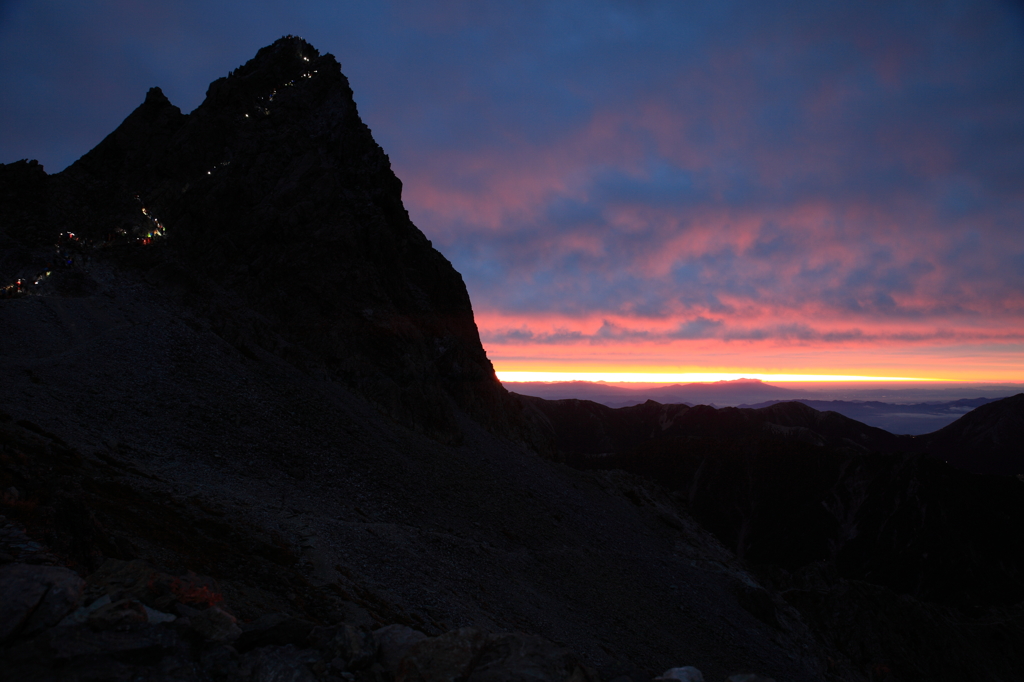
[
  {"x1": 0, "y1": 160, "x2": 52, "y2": 284},
  {"x1": 7, "y1": 36, "x2": 521, "y2": 442},
  {"x1": 0, "y1": 160, "x2": 50, "y2": 245}
]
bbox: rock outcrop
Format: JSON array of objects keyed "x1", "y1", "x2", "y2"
[{"x1": 0, "y1": 557, "x2": 599, "y2": 682}]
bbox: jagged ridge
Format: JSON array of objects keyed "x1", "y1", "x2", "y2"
[{"x1": 6, "y1": 36, "x2": 522, "y2": 443}]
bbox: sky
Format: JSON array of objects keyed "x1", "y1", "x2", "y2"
[{"x1": 2, "y1": 1, "x2": 1023, "y2": 383}]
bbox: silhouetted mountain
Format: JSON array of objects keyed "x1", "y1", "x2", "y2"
[
  {"x1": 915, "y1": 393, "x2": 1024, "y2": 475},
  {"x1": 645, "y1": 379, "x2": 801, "y2": 406},
  {"x1": 523, "y1": 395, "x2": 1024, "y2": 601},
  {"x1": 508, "y1": 378, "x2": 801, "y2": 407},
  {"x1": 741, "y1": 397, "x2": 1001, "y2": 435},
  {"x1": 515, "y1": 398, "x2": 692, "y2": 455},
  {"x1": 518, "y1": 396, "x2": 902, "y2": 457},
  {"x1": 511, "y1": 382, "x2": 1010, "y2": 436},
  {"x1": 500, "y1": 381, "x2": 652, "y2": 406},
  {"x1": 2, "y1": 36, "x2": 1023, "y2": 682},
  {"x1": 6, "y1": 37, "x2": 520, "y2": 444}
]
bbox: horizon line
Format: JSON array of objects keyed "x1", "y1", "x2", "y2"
[{"x1": 496, "y1": 371, "x2": 945, "y2": 383}]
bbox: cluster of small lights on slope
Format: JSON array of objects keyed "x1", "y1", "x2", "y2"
[
  {"x1": 1, "y1": 202, "x2": 170, "y2": 298},
  {"x1": 4, "y1": 48, "x2": 319, "y2": 299},
  {"x1": 242, "y1": 52, "x2": 317, "y2": 121}
]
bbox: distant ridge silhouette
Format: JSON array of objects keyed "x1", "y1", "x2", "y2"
[
  {"x1": 917, "y1": 393, "x2": 1024, "y2": 475},
  {"x1": 507, "y1": 378, "x2": 800, "y2": 407}
]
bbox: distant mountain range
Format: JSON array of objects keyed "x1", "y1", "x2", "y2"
[
  {"x1": 506, "y1": 378, "x2": 801, "y2": 407},
  {"x1": 743, "y1": 398, "x2": 1001, "y2": 435},
  {"x1": 517, "y1": 391, "x2": 1024, "y2": 477},
  {"x1": 505, "y1": 379, "x2": 1016, "y2": 434}
]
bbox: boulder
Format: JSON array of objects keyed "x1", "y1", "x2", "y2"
[
  {"x1": 41, "y1": 622, "x2": 179, "y2": 660},
  {"x1": 467, "y1": 631, "x2": 599, "y2": 682},
  {"x1": 189, "y1": 606, "x2": 242, "y2": 643},
  {"x1": 374, "y1": 623, "x2": 428, "y2": 674},
  {"x1": 0, "y1": 563, "x2": 84, "y2": 641},
  {"x1": 308, "y1": 622, "x2": 377, "y2": 670},
  {"x1": 397, "y1": 627, "x2": 488, "y2": 682},
  {"x1": 235, "y1": 612, "x2": 315, "y2": 652},
  {"x1": 87, "y1": 597, "x2": 149, "y2": 628}
]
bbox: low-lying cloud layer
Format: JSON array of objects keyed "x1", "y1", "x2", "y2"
[{"x1": 2, "y1": 1, "x2": 1022, "y2": 378}]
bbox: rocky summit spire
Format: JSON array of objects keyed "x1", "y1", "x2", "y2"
[{"x1": 29, "y1": 37, "x2": 524, "y2": 442}]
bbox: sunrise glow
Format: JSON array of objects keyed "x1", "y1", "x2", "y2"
[
  {"x1": 497, "y1": 371, "x2": 940, "y2": 384},
  {"x1": 3, "y1": 3, "x2": 1022, "y2": 387}
]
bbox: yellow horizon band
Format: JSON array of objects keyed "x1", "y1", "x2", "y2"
[{"x1": 496, "y1": 372, "x2": 942, "y2": 383}]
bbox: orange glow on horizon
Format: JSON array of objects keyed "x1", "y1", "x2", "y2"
[
  {"x1": 483, "y1": 343, "x2": 1024, "y2": 383},
  {"x1": 496, "y1": 371, "x2": 941, "y2": 383}
]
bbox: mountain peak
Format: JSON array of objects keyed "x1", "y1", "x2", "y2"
[
  {"x1": 230, "y1": 35, "x2": 322, "y2": 80},
  {"x1": 202, "y1": 35, "x2": 333, "y2": 114},
  {"x1": 143, "y1": 86, "x2": 170, "y2": 105},
  {"x1": 9, "y1": 38, "x2": 523, "y2": 443}
]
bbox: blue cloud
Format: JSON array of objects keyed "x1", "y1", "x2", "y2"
[{"x1": 2, "y1": 0, "x2": 1021, "y2": 350}]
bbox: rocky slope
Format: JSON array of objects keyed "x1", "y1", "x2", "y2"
[
  {"x1": 0, "y1": 37, "x2": 843, "y2": 682},
  {"x1": 522, "y1": 394, "x2": 1024, "y2": 681},
  {"x1": 0, "y1": 258, "x2": 830, "y2": 681}
]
